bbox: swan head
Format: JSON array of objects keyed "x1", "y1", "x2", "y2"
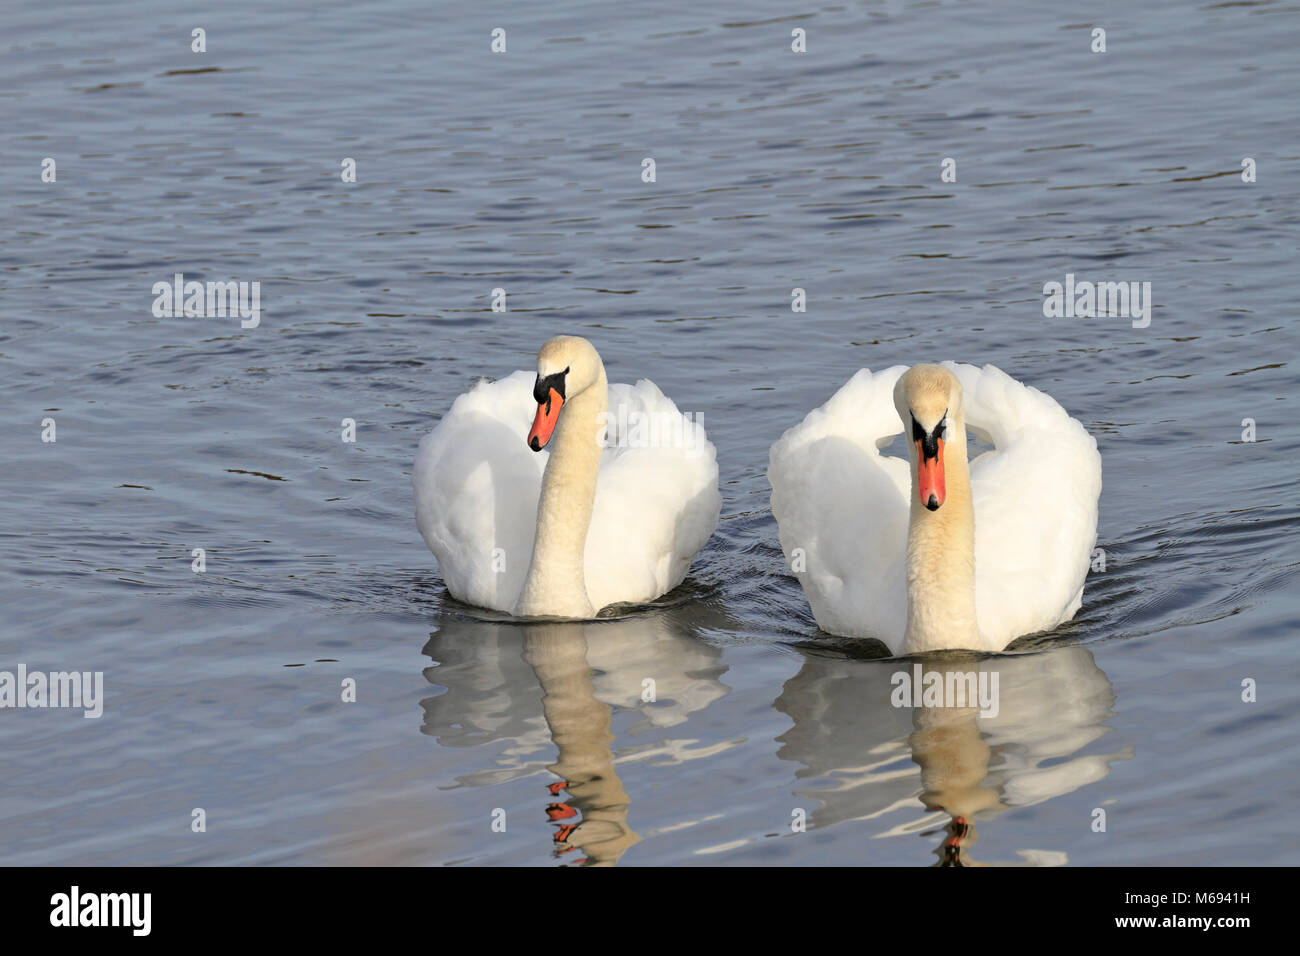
[
  {"x1": 527, "y1": 335, "x2": 604, "y2": 451},
  {"x1": 894, "y1": 365, "x2": 962, "y2": 512}
]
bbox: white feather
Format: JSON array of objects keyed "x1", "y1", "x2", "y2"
[
  {"x1": 414, "y1": 370, "x2": 720, "y2": 613},
  {"x1": 769, "y1": 362, "x2": 1101, "y2": 653}
]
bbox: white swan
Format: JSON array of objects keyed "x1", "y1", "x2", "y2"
[
  {"x1": 769, "y1": 362, "x2": 1101, "y2": 655},
  {"x1": 413, "y1": 335, "x2": 721, "y2": 618}
]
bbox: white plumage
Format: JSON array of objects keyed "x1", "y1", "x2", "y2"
[
  {"x1": 414, "y1": 369, "x2": 720, "y2": 615},
  {"x1": 769, "y1": 362, "x2": 1101, "y2": 653}
]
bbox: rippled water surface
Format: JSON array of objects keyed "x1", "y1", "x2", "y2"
[{"x1": 2, "y1": 0, "x2": 1297, "y2": 865}]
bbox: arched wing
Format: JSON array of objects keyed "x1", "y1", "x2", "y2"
[
  {"x1": 584, "y1": 380, "x2": 721, "y2": 610},
  {"x1": 413, "y1": 371, "x2": 544, "y2": 612},
  {"x1": 769, "y1": 366, "x2": 912, "y2": 648},
  {"x1": 949, "y1": 363, "x2": 1101, "y2": 645}
]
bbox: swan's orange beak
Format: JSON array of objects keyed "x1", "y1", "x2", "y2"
[
  {"x1": 528, "y1": 389, "x2": 563, "y2": 451},
  {"x1": 915, "y1": 437, "x2": 945, "y2": 511}
]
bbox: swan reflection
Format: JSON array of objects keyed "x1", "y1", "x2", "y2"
[
  {"x1": 775, "y1": 644, "x2": 1132, "y2": 865},
  {"x1": 421, "y1": 607, "x2": 729, "y2": 865}
]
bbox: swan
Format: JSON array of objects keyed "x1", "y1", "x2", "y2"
[
  {"x1": 769, "y1": 362, "x2": 1101, "y2": 655},
  {"x1": 413, "y1": 335, "x2": 721, "y2": 618}
]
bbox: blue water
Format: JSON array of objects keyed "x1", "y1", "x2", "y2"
[{"x1": 1, "y1": 0, "x2": 1297, "y2": 865}]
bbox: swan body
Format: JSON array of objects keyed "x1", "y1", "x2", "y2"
[
  {"x1": 769, "y1": 362, "x2": 1100, "y2": 655},
  {"x1": 414, "y1": 336, "x2": 720, "y2": 618}
]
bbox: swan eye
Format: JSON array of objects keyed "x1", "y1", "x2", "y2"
[
  {"x1": 910, "y1": 410, "x2": 944, "y2": 461},
  {"x1": 910, "y1": 412, "x2": 945, "y2": 442},
  {"x1": 533, "y1": 368, "x2": 569, "y2": 404}
]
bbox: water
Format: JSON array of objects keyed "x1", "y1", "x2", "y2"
[{"x1": 2, "y1": 0, "x2": 1297, "y2": 865}]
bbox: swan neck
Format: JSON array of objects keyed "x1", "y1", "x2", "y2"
[
  {"x1": 904, "y1": 424, "x2": 978, "y2": 652},
  {"x1": 516, "y1": 369, "x2": 607, "y2": 617}
]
